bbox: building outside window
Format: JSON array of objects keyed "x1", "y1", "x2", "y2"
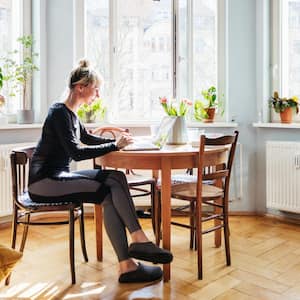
[
  {"x1": 85, "y1": 0, "x2": 223, "y2": 123},
  {"x1": 0, "y1": 0, "x2": 22, "y2": 114},
  {"x1": 273, "y1": 0, "x2": 300, "y2": 97}
]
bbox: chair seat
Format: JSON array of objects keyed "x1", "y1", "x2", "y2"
[
  {"x1": 156, "y1": 174, "x2": 214, "y2": 189},
  {"x1": 171, "y1": 183, "x2": 224, "y2": 200},
  {"x1": 18, "y1": 192, "x2": 80, "y2": 211},
  {"x1": 156, "y1": 174, "x2": 197, "y2": 188},
  {"x1": 126, "y1": 174, "x2": 156, "y2": 186}
]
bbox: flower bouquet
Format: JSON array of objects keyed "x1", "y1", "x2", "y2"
[{"x1": 159, "y1": 96, "x2": 192, "y2": 117}]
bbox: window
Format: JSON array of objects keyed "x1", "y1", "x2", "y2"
[
  {"x1": 273, "y1": 0, "x2": 300, "y2": 97},
  {"x1": 0, "y1": 0, "x2": 27, "y2": 113},
  {"x1": 85, "y1": 0, "x2": 224, "y2": 122}
]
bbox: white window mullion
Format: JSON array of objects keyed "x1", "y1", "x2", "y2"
[
  {"x1": 172, "y1": 0, "x2": 176, "y2": 98},
  {"x1": 74, "y1": 0, "x2": 85, "y2": 63},
  {"x1": 110, "y1": 0, "x2": 118, "y2": 121},
  {"x1": 281, "y1": 0, "x2": 289, "y2": 96},
  {"x1": 187, "y1": 0, "x2": 193, "y2": 101},
  {"x1": 217, "y1": 0, "x2": 227, "y2": 120}
]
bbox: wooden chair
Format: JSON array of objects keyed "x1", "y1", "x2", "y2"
[
  {"x1": 92, "y1": 126, "x2": 156, "y2": 229},
  {"x1": 155, "y1": 131, "x2": 239, "y2": 279},
  {"x1": 5, "y1": 146, "x2": 88, "y2": 285}
]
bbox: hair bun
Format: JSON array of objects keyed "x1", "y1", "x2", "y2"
[{"x1": 78, "y1": 59, "x2": 90, "y2": 68}]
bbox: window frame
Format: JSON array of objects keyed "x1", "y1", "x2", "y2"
[
  {"x1": 80, "y1": 0, "x2": 227, "y2": 124},
  {"x1": 0, "y1": 0, "x2": 31, "y2": 113}
]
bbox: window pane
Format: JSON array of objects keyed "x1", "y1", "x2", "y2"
[
  {"x1": 177, "y1": 0, "x2": 188, "y2": 99},
  {"x1": 0, "y1": 0, "x2": 12, "y2": 56},
  {"x1": 0, "y1": 0, "x2": 21, "y2": 113},
  {"x1": 193, "y1": 0, "x2": 217, "y2": 99},
  {"x1": 85, "y1": 0, "x2": 109, "y2": 101},
  {"x1": 287, "y1": 0, "x2": 300, "y2": 96},
  {"x1": 114, "y1": 0, "x2": 172, "y2": 121}
]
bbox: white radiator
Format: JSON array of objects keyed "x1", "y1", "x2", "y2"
[
  {"x1": 266, "y1": 141, "x2": 300, "y2": 213},
  {"x1": 0, "y1": 143, "x2": 32, "y2": 217}
]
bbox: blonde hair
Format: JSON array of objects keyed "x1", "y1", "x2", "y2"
[{"x1": 68, "y1": 59, "x2": 102, "y2": 89}]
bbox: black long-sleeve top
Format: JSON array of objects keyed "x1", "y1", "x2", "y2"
[{"x1": 29, "y1": 102, "x2": 118, "y2": 185}]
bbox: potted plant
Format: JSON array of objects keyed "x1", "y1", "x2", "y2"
[
  {"x1": 77, "y1": 98, "x2": 106, "y2": 123},
  {"x1": 194, "y1": 86, "x2": 224, "y2": 123},
  {"x1": 0, "y1": 35, "x2": 39, "y2": 124},
  {"x1": 0, "y1": 67, "x2": 6, "y2": 120},
  {"x1": 269, "y1": 91, "x2": 299, "y2": 123}
]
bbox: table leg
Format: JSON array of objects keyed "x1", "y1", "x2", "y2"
[
  {"x1": 94, "y1": 204, "x2": 103, "y2": 261},
  {"x1": 161, "y1": 158, "x2": 171, "y2": 282}
]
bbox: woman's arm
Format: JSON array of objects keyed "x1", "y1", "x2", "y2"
[
  {"x1": 52, "y1": 108, "x2": 118, "y2": 161},
  {"x1": 79, "y1": 123, "x2": 115, "y2": 145}
]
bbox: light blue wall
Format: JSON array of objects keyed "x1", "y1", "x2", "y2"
[
  {"x1": 3, "y1": 0, "x2": 299, "y2": 216},
  {"x1": 46, "y1": 0, "x2": 75, "y2": 107}
]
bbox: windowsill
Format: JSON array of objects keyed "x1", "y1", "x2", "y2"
[
  {"x1": 0, "y1": 123, "x2": 44, "y2": 130},
  {"x1": 0, "y1": 121, "x2": 239, "y2": 130},
  {"x1": 253, "y1": 122, "x2": 300, "y2": 129}
]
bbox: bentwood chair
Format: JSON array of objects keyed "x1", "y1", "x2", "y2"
[
  {"x1": 155, "y1": 131, "x2": 239, "y2": 279},
  {"x1": 92, "y1": 127, "x2": 157, "y2": 229},
  {"x1": 5, "y1": 146, "x2": 88, "y2": 285}
]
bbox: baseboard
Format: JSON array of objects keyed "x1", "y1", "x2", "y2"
[{"x1": 1, "y1": 210, "x2": 298, "y2": 228}]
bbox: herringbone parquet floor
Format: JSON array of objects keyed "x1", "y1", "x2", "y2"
[{"x1": 1, "y1": 215, "x2": 300, "y2": 299}]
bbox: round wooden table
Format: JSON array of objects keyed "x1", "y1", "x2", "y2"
[{"x1": 94, "y1": 144, "x2": 228, "y2": 281}]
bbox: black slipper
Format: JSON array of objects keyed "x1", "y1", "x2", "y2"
[
  {"x1": 118, "y1": 263, "x2": 162, "y2": 283},
  {"x1": 128, "y1": 242, "x2": 173, "y2": 264}
]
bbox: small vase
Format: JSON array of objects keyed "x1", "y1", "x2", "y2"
[
  {"x1": 203, "y1": 107, "x2": 216, "y2": 123},
  {"x1": 167, "y1": 116, "x2": 188, "y2": 145},
  {"x1": 279, "y1": 107, "x2": 293, "y2": 123}
]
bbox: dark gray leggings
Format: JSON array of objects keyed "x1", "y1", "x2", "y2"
[{"x1": 28, "y1": 169, "x2": 141, "y2": 261}]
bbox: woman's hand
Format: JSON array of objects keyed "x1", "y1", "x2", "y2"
[{"x1": 116, "y1": 133, "x2": 134, "y2": 149}]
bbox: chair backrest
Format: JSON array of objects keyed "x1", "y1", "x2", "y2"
[
  {"x1": 202, "y1": 130, "x2": 239, "y2": 197},
  {"x1": 10, "y1": 147, "x2": 36, "y2": 205},
  {"x1": 92, "y1": 126, "x2": 128, "y2": 139},
  {"x1": 92, "y1": 126, "x2": 129, "y2": 171}
]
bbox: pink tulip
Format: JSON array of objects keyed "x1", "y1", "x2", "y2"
[{"x1": 160, "y1": 96, "x2": 168, "y2": 104}]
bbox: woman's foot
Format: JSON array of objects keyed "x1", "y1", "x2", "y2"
[
  {"x1": 128, "y1": 241, "x2": 173, "y2": 264},
  {"x1": 119, "y1": 262, "x2": 162, "y2": 283}
]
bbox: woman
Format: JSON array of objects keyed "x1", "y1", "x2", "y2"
[{"x1": 28, "y1": 59, "x2": 172, "y2": 283}]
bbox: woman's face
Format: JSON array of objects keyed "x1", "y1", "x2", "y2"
[{"x1": 81, "y1": 82, "x2": 100, "y2": 105}]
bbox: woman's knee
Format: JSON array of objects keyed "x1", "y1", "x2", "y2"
[{"x1": 107, "y1": 170, "x2": 127, "y2": 184}]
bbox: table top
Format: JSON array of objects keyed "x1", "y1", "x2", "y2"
[{"x1": 96, "y1": 143, "x2": 228, "y2": 170}]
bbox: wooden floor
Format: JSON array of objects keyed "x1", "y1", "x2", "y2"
[{"x1": 1, "y1": 215, "x2": 300, "y2": 299}]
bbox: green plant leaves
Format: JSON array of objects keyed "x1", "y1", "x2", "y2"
[{"x1": 77, "y1": 98, "x2": 106, "y2": 123}]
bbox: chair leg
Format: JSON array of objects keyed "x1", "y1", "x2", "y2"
[
  {"x1": 79, "y1": 205, "x2": 88, "y2": 262},
  {"x1": 154, "y1": 191, "x2": 162, "y2": 246},
  {"x1": 69, "y1": 209, "x2": 76, "y2": 284},
  {"x1": 223, "y1": 200, "x2": 231, "y2": 266},
  {"x1": 196, "y1": 201, "x2": 203, "y2": 280},
  {"x1": 5, "y1": 206, "x2": 19, "y2": 286},
  {"x1": 189, "y1": 201, "x2": 195, "y2": 250},
  {"x1": 20, "y1": 213, "x2": 30, "y2": 252},
  {"x1": 150, "y1": 182, "x2": 156, "y2": 236}
]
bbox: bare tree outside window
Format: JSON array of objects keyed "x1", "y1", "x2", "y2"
[
  {"x1": 193, "y1": 0, "x2": 217, "y2": 99},
  {"x1": 287, "y1": 1, "x2": 300, "y2": 96},
  {"x1": 85, "y1": 0, "x2": 219, "y2": 122}
]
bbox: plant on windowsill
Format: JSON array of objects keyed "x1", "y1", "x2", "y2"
[
  {"x1": 269, "y1": 91, "x2": 299, "y2": 124},
  {"x1": 0, "y1": 67, "x2": 5, "y2": 117},
  {"x1": 0, "y1": 35, "x2": 39, "y2": 124},
  {"x1": 77, "y1": 98, "x2": 106, "y2": 123},
  {"x1": 194, "y1": 86, "x2": 224, "y2": 123}
]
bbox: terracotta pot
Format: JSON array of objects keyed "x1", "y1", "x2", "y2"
[
  {"x1": 279, "y1": 107, "x2": 293, "y2": 123},
  {"x1": 203, "y1": 107, "x2": 216, "y2": 123}
]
